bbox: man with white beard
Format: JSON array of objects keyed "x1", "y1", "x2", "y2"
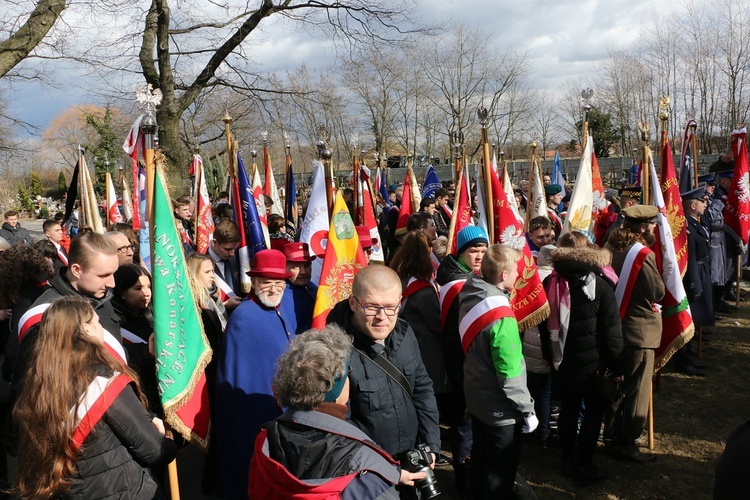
[{"x1": 216, "y1": 249, "x2": 298, "y2": 499}]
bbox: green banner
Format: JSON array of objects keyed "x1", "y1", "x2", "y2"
[{"x1": 152, "y1": 166, "x2": 212, "y2": 447}]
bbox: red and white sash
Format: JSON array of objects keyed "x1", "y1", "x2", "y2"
[
  {"x1": 71, "y1": 373, "x2": 133, "y2": 451},
  {"x1": 215, "y1": 274, "x2": 236, "y2": 302},
  {"x1": 459, "y1": 295, "x2": 514, "y2": 352},
  {"x1": 103, "y1": 329, "x2": 127, "y2": 363},
  {"x1": 120, "y1": 327, "x2": 147, "y2": 345},
  {"x1": 17, "y1": 303, "x2": 50, "y2": 341},
  {"x1": 57, "y1": 248, "x2": 69, "y2": 266},
  {"x1": 401, "y1": 277, "x2": 436, "y2": 311},
  {"x1": 430, "y1": 252, "x2": 441, "y2": 274},
  {"x1": 614, "y1": 242, "x2": 651, "y2": 320},
  {"x1": 547, "y1": 208, "x2": 563, "y2": 233},
  {"x1": 18, "y1": 302, "x2": 126, "y2": 363},
  {"x1": 438, "y1": 279, "x2": 466, "y2": 329}
]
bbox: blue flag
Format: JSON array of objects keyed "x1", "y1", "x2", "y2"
[
  {"x1": 378, "y1": 168, "x2": 391, "y2": 206},
  {"x1": 421, "y1": 165, "x2": 441, "y2": 199},
  {"x1": 551, "y1": 151, "x2": 566, "y2": 212},
  {"x1": 285, "y1": 160, "x2": 298, "y2": 235},
  {"x1": 237, "y1": 152, "x2": 267, "y2": 260}
]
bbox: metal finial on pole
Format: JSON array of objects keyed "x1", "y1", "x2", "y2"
[{"x1": 478, "y1": 105, "x2": 495, "y2": 242}]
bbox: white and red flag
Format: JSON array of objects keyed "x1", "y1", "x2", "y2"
[
  {"x1": 105, "y1": 172, "x2": 123, "y2": 227},
  {"x1": 446, "y1": 164, "x2": 474, "y2": 255},
  {"x1": 724, "y1": 127, "x2": 750, "y2": 250},
  {"x1": 298, "y1": 160, "x2": 330, "y2": 285},
  {"x1": 192, "y1": 153, "x2": 214, "y2": 254},
  {"x1": 648, "y1": 156, "x2": 694, "y2": 370}
]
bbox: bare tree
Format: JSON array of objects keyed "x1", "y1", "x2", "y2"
[
  {"x1": 132, "y1": 0, "x2": 423, "y2": 176},
  {"x1": 0, "y1": 0, "x2": 67, "y2": 78},
  {"x1": 419, "y1": 22, "x2": 529, "y2": 155}
]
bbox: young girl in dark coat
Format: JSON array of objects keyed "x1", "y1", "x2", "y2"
[
  {"x1": 14, "y1": 297, "x2": 176, "y2": 499},
  {"x1": 112, "y1": 264, "x2": 161, "y2": 416},
  {"x1": 539, "y1": 231, "x2": 624, "y2": 486}
]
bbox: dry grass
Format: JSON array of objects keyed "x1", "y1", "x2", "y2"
[{"x1": 436, "y1": 299, "x2": 750, "y2": 499}]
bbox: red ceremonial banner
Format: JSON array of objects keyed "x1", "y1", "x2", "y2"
[
  {"x1": 488, "y1": 171, "x2": 549, "y2": 331},
  {"x1": 725, "y1": 128, "x2": 750, "y2": 248}
]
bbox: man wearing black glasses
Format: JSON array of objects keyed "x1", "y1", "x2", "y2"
[
  {"x1": 104, "y1": 231, "x2": 134, "y2": 267},
  {"x1": 327, "y1": 265, "x2": 440, "y2": 488}
]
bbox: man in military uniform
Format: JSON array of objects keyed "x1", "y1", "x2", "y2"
[
  {"x1": 676, "y1": 186, "x2": 713, "y2": 376},
  {"x1": 700, "y1": 174, "x2": 734, "y2": 316},
  {"x1": 545, "y1": 184, "x2": 564, "y2": 235},
  {"x1": 604, "y1": 186, "x2": 641, "y2": 243},
  {"x1": 604, "y1": 205, "x2": 664, "y2": 462}
]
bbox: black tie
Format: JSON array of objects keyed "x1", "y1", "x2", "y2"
[{"x1": 222, "y1": 259, "x2": 234, "y2": 290}]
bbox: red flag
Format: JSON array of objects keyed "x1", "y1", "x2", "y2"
[
  {"x1": 395, "y1": 168, "x2": 415, "y2": 238},
  {"x1": 648, "y1": 156, "x2": 694, "y2": 370},
  {"x1": 192, "y1": 154, "x2": 214, "y2": 254},
  {"x1": 359, "y1": 166, "x2": 384, "y2": 262},
  {"x1": 488, "y1": 167, "x2": 550, "y2": 331},
  {"x1": 591, "y1": 152, "x2": 608, "y2": 227},
  {"x1": 658, "y1": 132, "x2": 689, "y2": 276},
  {"x1": 724, "y1": 128, "x2": 750, "y2": 248},
  {"x1": 447, "y1": 165, "x2": 473, "y2": 255}
]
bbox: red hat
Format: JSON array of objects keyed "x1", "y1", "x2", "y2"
[
  {"x1": 356, "y1": 226, "x2": 378, "y2": 249},
  {"x1": 281, "y1": 242, "x2": 316, "y2": 262},
  {"x1": 247, "y1": 249, "x2": 293, "y2": 279}
]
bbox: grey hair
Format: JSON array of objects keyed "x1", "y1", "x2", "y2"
[{"x1": 273, "y1": 324, "x2": 352, "y2": 410}]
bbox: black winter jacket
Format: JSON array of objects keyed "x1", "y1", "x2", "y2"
[
  {"x1": 435, "y1": 255, "x2": 472, "y2": 388},
  {"x1": 399, "y1": 282, "x2": 447, "y2": 395},
  {"x1": 13, "y1": 268, "x2": 122, "y2": 388},
  {"x1": 66, "y1": 367, "x2": 177, "y2": 499},
  {"x1": 113, "y1": 299, "x2": 161, "y2": 417},
  {"x1": 0, "y1": 222, "x2": 33, "y2": 246},
  {"x1": 539, "y1": 246, "x2": 624, "y2": 391},
  {"x1": 326, "y1": 300, "x2": 441, "y2": 457}
]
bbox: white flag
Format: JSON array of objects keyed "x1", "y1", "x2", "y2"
[
  {"x1": 299, "y1": 160, "x2": 329, "y2": 285},
  {"x1": 560, "y1": 136, "x2": 594, "y2": 240}
]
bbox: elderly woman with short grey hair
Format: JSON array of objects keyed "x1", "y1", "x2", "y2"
[{"x1": 248, "y1": 325, "x2": 427, "y2": 498}]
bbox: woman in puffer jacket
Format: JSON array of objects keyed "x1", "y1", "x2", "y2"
[
  {"x1": 539, "y1": 231, "x2": 623, "y2": 487},
  {"x1": 14, "y1": 296, "x2": 176, "y2": 499}
]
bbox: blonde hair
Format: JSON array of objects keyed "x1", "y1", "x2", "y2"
[
  {"x1": 186, "y1": 252, "x2": 213, "y2": 310},
  {"x1": 481, "y1": 244, "x2": 521, "y2": 285}
]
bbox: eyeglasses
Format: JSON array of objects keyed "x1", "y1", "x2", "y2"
[
  {"x1": 353, "y1": 296, "x2": 400, "y2": 317},
  {"x1": 257, "y1": 281, "x2": 287, "y2": 292},
  {"x1": 117, "y1": 245, "x2": 134, "y2": 254}
]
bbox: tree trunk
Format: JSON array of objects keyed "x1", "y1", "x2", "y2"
[{"x1": 0, "y1": 0, "x2": 67, "y2": 78}]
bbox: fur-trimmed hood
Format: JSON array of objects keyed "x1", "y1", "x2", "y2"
[{"x1": 551, "y1": 245, "x2": 611, "y2": 280}]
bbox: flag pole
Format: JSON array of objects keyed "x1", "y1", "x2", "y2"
[
  {"x1": 642, "y1": 108, "x2": 658, "y2": 451},
  {"x1": 352, "y1": 134, "x2": 360, "y2": 225},
  {"x1": 640, "y1": 121, "x2": 651, "y2": 206},
  {"x1": 317, "y1": 126, "x2": 334, "y2": 219},
  {"x1": 77, "y1": 146, "x2": 86, "y2": 229},
  {"x1": 524, "y1": 141, "x2": 537, "y2": 230},
  {"x1": 690, "y1": 120, "x2": 699, "y2": 187},
  {"x1": 478, "y1": 106, "x2": 495, "y2": 243},
  {"x1": 284, "y1": 133, "x2": 292, "y2": 228},
  {"x1": 451, "y1": 130, "x2": 462, "y2": 186},
  {"x1": 222, "y1": 110, "x2": 234, "y2": 179}
]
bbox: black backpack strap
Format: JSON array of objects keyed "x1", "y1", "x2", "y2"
[{"x1": 353, "y1": 345, "x2": 412, "y2": 400}]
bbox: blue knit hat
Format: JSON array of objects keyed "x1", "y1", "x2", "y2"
[{"x1": 456, "y1": 226, "x2": 489, "y2": 255}]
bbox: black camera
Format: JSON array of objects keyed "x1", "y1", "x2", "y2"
[{"x1": 396, "y1": 444, "x2": 441, "y2": 498}]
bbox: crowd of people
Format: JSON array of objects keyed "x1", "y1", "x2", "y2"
[{"x1": 0, "y1": 155, "x2": 746, "y2": 499}]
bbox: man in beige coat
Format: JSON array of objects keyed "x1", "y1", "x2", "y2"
[{"x1": 604, "y1": 205, "x2": 665, "y2": 462}]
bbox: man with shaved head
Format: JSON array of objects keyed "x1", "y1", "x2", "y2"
[{"x1": 327, "y1": 266, "x2": 441, "y2": 476}]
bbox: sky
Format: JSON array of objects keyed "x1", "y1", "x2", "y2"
[{"x1": 2, "y1": 0, "x2": 686, "y2": 135}]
